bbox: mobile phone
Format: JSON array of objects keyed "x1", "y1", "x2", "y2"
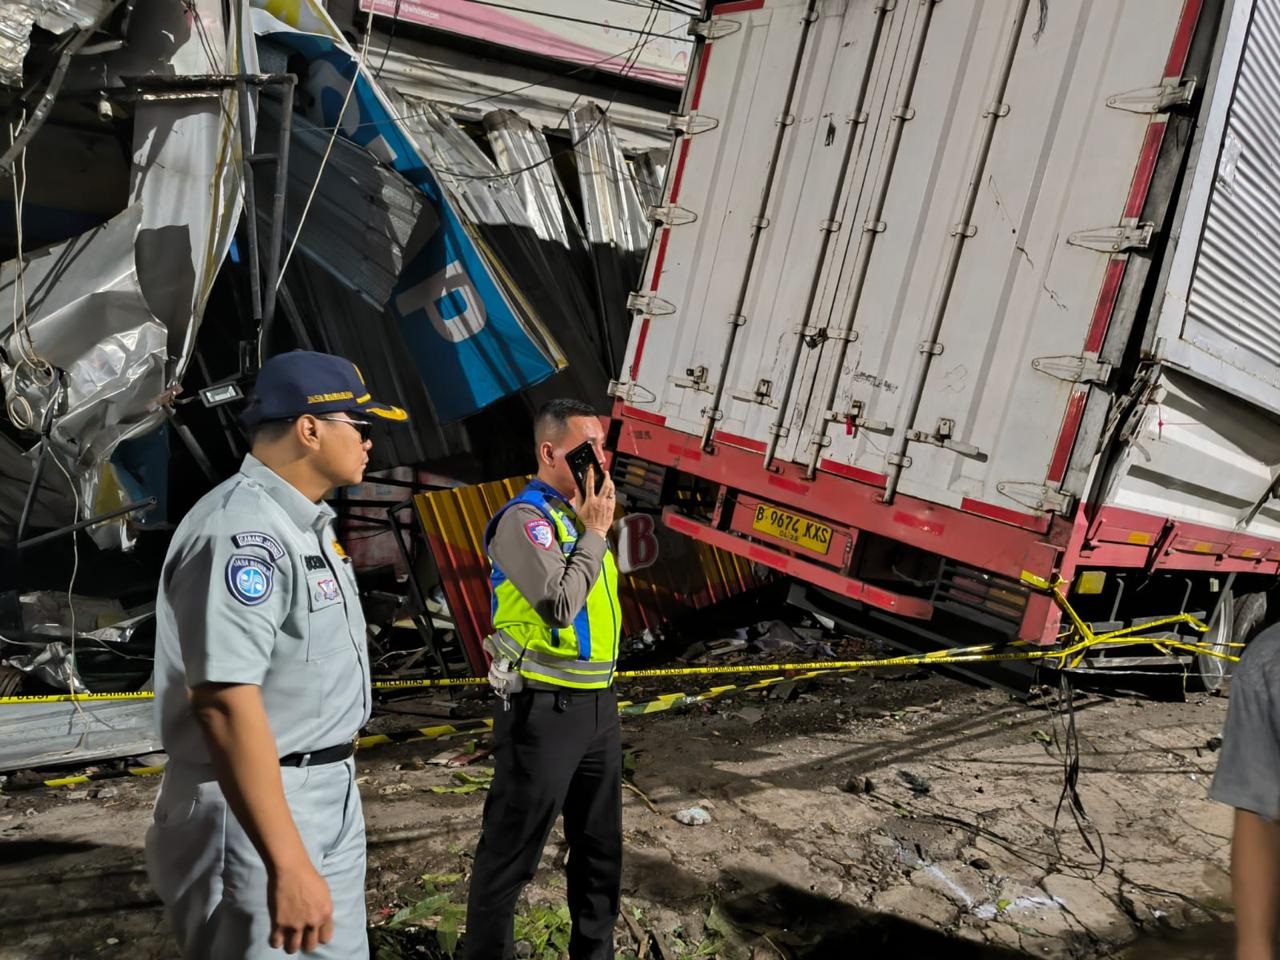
[{"x1": 565, "y1": 440, "x2": 605, "y2": 497}]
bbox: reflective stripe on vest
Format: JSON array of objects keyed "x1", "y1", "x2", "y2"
[{"x1": 485, "y1": 479, "x2": 621, "y2": 690}]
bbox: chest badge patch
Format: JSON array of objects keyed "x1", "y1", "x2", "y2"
[
  {"x1": 314, "y1": 578, "x2": 340, "y2": 603},
  {"x1": 524, "y1": 518, "x2": 556, "y2": 550},
  {"x1": 226, "y1": 555, "x2": 274, "y2": 606}
]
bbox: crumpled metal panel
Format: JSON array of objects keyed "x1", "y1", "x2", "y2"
[
  {"x1": 0, "y1": 0, "x2": 256, "y2": 548},
  {"x1": 0, "y1": 204, "x2": 167, "y2": 476},
  {"x1": 567, "y1": 103, "x2": 652, "y2": 376},
  {"x1": 0, "y1": 700, "x2": 158, "y2": 771},
  {"x1": 401, "y1": 99, "x2": 612, "y2": 403},
  {"x1": 256, "y1": 97, "x2": 423, "y2": 307},
  {"x1": 631, "y1": 148, "x2": 669, "y2": 211},
  {"x1": 414, "y1": 476, "x2": 765, "y2": 677},
  {"x1": 0, "y1": 0, "x2": 108, "y2": 86}
]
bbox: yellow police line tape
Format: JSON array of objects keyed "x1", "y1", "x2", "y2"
[
  {"x1": 0, "y1": 572, "x2": 1239, "y2": 706},
  {"x1": 10, "y1": 670, "x2": 851, "y2": 790}
]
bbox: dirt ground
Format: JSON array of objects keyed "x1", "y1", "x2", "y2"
[{"x1": 0, "y1": 662, "x2": 1237, "y2": 959}]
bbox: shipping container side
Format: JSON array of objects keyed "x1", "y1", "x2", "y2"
[
  {"x1": 1083, "y1": 0, "x2": 1280, "y2": 558},
  {"x1": 1153, "y1": 0, "x2": 1280, "y2": 417},
  {"x1": 621, "y1": 0, "x2": 1197, "y2": 525}
]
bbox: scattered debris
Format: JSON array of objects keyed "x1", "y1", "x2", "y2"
[
  {"x1": 898, "y1": 770, "x2": 932, "y2": 796},
  {"x1": 841, "y1": 777, "x2": 876, "y2": 796},
  {"x1": 970, "y1": 857, "x2": 993, "y2": 872},
  {"x1": 624, "y1": 780, "x2": 662, "y2": 815},
  {"x1": 1206, "y1": 736, "x2": 1223, "y2": 752},
  {"x1": 429, "y1": 768, "x2": 495, "y2": 795},
  {"x1": 725, "y1": 706, "x2": 764, "y2": 725},
  {"x1": 673, "y1": 806, "x2": 712, "y2": 826}
]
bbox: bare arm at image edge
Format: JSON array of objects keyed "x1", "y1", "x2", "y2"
[{"x1": 490, "y1": 504, "x2": 606, "y2": 629}]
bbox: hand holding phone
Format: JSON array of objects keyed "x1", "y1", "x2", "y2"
[{"x1": 566, "y1": 440, "x2": 605, "y2": 497}]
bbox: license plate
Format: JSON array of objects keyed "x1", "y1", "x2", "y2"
[{"x1": 751, "y1": 503, "x2": 833, "y2": 555}]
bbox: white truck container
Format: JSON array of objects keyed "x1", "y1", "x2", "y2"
[{"x1": 609, "y1": 0, "x2": 1280, "y2": 686}]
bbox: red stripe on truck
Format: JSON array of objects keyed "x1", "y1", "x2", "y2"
[
  {"x1": 1124, "y1": 120, "x2": 1167, "y2": 220},
  {"x1": 1165, "y1": 0, "x2": 1205, "y2": 78},
  {"x1": 1083, "y1": 257, "x2": 1126, "y2": 355},
  {"x1": 1046, "y1": 390, "x2": 1088, "y2": 485},
  {"x1": 711, "y1": 0, "x2": 766, "y2": 15}
]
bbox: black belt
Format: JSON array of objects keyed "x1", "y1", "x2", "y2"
[{"x1": 279, "y1": 740, "x2": 355, "y2": 768}]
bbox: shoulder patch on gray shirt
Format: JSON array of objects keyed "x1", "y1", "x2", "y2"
[
  {"x1": 231, "y1": 531, "x2": 286, "y2": 561},
  {"x1": 225, "y1": 555, "x2": 275, "y2": 605}
]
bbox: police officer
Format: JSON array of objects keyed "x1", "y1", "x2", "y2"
[
  {"x1": 465, "y1": 398, "x2": 623, "y2": 960},
  {"x1": 146, "y1": 350, "x2": 407, "y2": 958}
]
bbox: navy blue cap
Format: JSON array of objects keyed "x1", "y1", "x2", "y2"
[{"x1": 241, "y1": 351, "x2": 408, "y2": 427}]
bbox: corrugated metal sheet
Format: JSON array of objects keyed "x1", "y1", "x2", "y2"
[
  {"x1": 363, "y1": 28, "x2": 678, "y2": 151},
  {"x1": 0, "y1": 700, "x2": 158, "y2": 771},
  {"x1": 484, "y1": 109, "x2": 574, "y2": 248},
  {"x1": 568, "y1": 102, "x2": 651, "y2": 377},
  {"x1": 414, "y1": 477, "x2": 764, "y2": 676},
  {"x1": 1182, "y1": 0, "x2": 1280, "y2": 380}
]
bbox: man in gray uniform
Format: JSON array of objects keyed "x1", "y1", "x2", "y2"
[
  {"x1": 1212, "y1": 625, "x2": 1280, "y2": 960},
  {"x1": 146, "y1": 350, "x2": 407, "y2": 958}
]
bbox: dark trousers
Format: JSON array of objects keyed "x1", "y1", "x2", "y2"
[{"x1": 464, "y1": 686, "x2": 622, "y2": 960}]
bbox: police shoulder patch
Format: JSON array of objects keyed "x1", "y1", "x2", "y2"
[
  {"x1": 230, "y1": 531, "x2": 286, "y2": 562},
  {"x1": 524, "y1": 518, "x2": 556, "y2": 550},
  {"x1": 226, "y1": 555, "x2": 274, "y2": 606}
]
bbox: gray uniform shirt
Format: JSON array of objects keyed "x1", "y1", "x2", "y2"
[
  {"x1": 1210, "y1": 625, "x2": 1280, "y2": 818},
  {"x1": 153, "y1": 455, "x2": 370, "y2": 763},
  {"x1": 489, "y1": 504, "x2": 608, "y2": 629}
]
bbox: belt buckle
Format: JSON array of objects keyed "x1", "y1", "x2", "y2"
[{"x1": 298, "y1": 751, "x2": 312, "y2": 769}]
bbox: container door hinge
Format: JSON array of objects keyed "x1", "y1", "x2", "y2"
[
  {"x1": 996, "y1": 481, "x2": 1074, "y2": 514},
  {"x1": 688, "y1": 17, "x2": 741, "y2": 40},
  {"x1": 1106, "y1": 77, "x2": 1197, "y2": 114},
  {"x1": 667, "y1": 112, "x2": 719, "y2": 136},
  {"x1": 1031, "y1": 355, "x2": 1113, "y2": 385},
  {"x1": 648, "y1": 204, "x2": 698, "y2": 227},
  {"x1": 1067, "y1": 219, "x2": 1153, "y2": 253},
  {"x1": 626, "y1": 292, "x2": 677, "y2": 316}
]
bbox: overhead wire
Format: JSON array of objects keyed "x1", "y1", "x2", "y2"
[
  {"x1": 270, "y1": 12, "x2": 375, "y2": 307},
  {"x1": 414, "y1": 0, "x2": 666, "y2": 184},
  {"x1": 457, "y1": 0, "x2": 692, "y2": 36},
  {"x1": 295, "y1": 18, "x2": 692, "y2": 139}
]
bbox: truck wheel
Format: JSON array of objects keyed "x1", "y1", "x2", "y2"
[
  {"x1": 1194, "y1": 590, "x2": 1266, "y2": 694},
  {"x1": 1193, "y1": 591, "x2": 1235, "y2": 694}
]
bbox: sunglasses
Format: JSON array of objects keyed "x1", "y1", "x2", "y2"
[{"x1": 315, "y1": 416, "x2": 374, "y2": 442}]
